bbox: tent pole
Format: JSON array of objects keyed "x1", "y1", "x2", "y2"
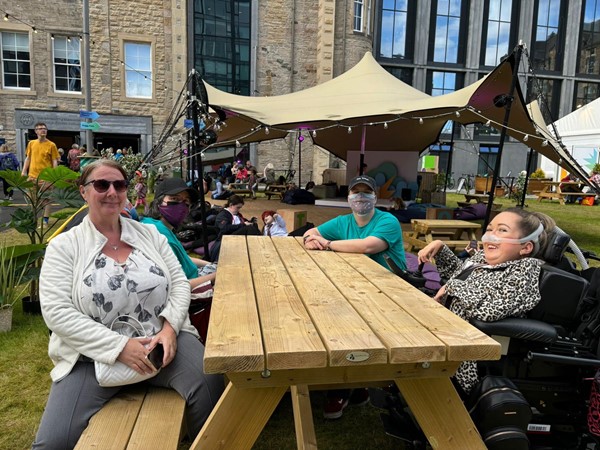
[
  {"x1": 444, "y1": 122, "x2": 456, "y2": 194},
  {"x1": 359, "y1": 126, "x2": 367, "y2": 176},
  {"x1": 483, "y1": 45, "x2": 524, "y2": 229},
  {"x1": 190, "y1": 71, "x2": 210, "y2": 258},
  {"x1": 298, "y1": 131, "x2": 302, "y2": 187},
  {"x1": 520, "y1": 147, "x2": 536, "y2": 207}
]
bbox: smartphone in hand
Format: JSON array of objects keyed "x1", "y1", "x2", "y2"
[
  {"x1": 147, "y1": 343, "x2": 164, "y2": 370},
  {"x1": 469, "y1": 240, "x2": 478, "y2": 250}
]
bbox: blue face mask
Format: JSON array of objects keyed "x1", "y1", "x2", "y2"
[{"x1": 348, "y1": 192, "x2": 376, "y2": 216}]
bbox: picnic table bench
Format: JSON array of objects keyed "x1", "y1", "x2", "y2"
[
  {"x1": 190, "y1": 235, "x2": 500, "y2": 449},
  {"x1": 75, "y1": 386, "x2": 185, "y2": 450},
  {"x1": 228, "y1": 183, "x2": 253, "y2": 197},
  {"x1": 264, "y1": 184, "x2": 287, "y2": 200},
  {"x1": 463, "y1": 193, "x2": 491, "y2": 203},
  {"x1": 537, "y1": 181, "x2": 586, "y2": 206},
  {"x1": 404, "y1": 219, "x2": 481, "y2": 253}
]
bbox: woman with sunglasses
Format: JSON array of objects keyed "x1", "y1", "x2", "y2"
[
  {"x1": 417, "y1": 208, "x2": 555, "y2": 396},
  {"x1": 33, "y1": 160, "x2": 223, "y2": 449}
]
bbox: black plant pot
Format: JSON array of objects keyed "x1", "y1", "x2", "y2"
[{"x1": 22, "y1": 297, "x2": 42, "y2": 315}]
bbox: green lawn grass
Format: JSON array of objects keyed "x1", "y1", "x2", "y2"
[{"x1": 1, "y1": 195, "x2": 599, "y2": 450}]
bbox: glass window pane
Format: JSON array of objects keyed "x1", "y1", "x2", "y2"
[
  {"x1": 483, "y1": 0, "x2": 514, "y2": 66},
  {"x1": 124, "y1": 42, "x2": 152, "y2": 98},
  {"x1": 1, "y1": 31, "x2": 31, "y2": 89}
]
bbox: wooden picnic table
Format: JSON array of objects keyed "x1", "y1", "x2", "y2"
[
  {"x1": 537, "y1": 181, "x2": 585, "y2": 206},
  {"x1": 190, "y1": 235, "x2": 500, "y2": 450},
  {"x1": 463, "y1": 193, "x2": 491, "y2": 203},
  {"x1": 264, "y1": 183, "x2": 287, "y2": 200},
  {"x1": 404, "y1": 219, "x2": 481, "y2": 253}
]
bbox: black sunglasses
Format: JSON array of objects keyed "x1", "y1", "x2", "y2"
[{"x1": 84, "y1": 179, "x2": 129, "y2": 193}]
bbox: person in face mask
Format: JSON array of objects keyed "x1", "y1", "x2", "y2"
[
  {"x1": 141, "y1": 178, "x2": 217, "y2": 289},
  {"x1": 417, "y1": 208, "x2": 555, "y2": 396},
  {"x1": 303, "y1": 175, "x2": 406, "y2": 271},
  {"x1": 302, "y1": 175, "x2": 407, "y2": 420}
]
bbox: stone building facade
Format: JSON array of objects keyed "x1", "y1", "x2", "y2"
[
  {"x1": 250, "y1": 0, "x2": 373, "y2": 185},
  {"x1": 0, "y1": 0, "x2": 187, "y2": 163}
]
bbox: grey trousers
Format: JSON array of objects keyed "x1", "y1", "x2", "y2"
[{"x1": 32, "y1": 332, "x2": 224, "y2": 449}]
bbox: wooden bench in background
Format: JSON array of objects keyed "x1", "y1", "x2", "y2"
[
  {"x1": 75, "y1": 386, "x2": 185, "y2": 450},
  {"x1": 228, "y1": 183, "x2": 253, "y2": 197},
  {"x1": 264, "y1": 184, "x2": 287, "y2": 200}
]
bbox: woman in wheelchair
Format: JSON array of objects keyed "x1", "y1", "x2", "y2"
[{"x1": 417, "y1": 208, "x2": 556, "y2": 395}]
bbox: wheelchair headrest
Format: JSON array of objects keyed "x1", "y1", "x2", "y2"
[
  {"x1": 541, "y1": 228, "x2": 571, "y2": 265},
  {"x1": 529, "y1": 264, "x2": 589, "y2": 330}
]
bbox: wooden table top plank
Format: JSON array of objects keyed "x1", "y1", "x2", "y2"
[
  {"x1": 204, "y1": 236, "x2": 265, "y2": 374},
  {"x1": 271, "y1": 238, "x2": 388, "y2": 367},
  {"x1": 412, "y1": 219, "x2": 481, "y2": 232},
  {"x1": 338, "y1": 253, "x2": 501, "y2": 363},
  {"x1": 307, "y1": 249, "x2": 447, "y2": 363},
  {"x1": 246, "y1": 236, "x2": 328, "y2": 371}
]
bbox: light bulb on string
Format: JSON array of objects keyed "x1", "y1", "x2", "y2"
[
  {"x1": 418, "y1": 118, "x2": 424, "y2": 125},
  {"x1": 32, "y1": 27, "x2": 38, "y2": 33},
  {"x1": 312, "y1": 130, "x2": 317, "y2": 138},
  {"x1": 50, "y1": 34, "x2": 55, "y2": 40},
  {"x1": 383, "y1": 122, "x2": 388, "y2": 129},
  {"x1": 523, "y1": 134, "x2": 529, "y2": 142},
  {"x1": 264, "y1": 127, "x2": 269, "y2": 135},
  {"x1": 347, "y1": 127, "x2": 352, "y2": 134},
  {"x1": 455, "y1": 111, "x2": 461, "y2": 118},
  {"x1": 542, "y1": 140, "x2": 548, "y2": 147},
  {"x1": 67, "y1": 36, "x2": 71, "y2": 43},
  {"x1": 3, "y1": 14, "x2": 8, "y2": 21},
  {"x1": 485, "y1": 120, "x2": 491, "y2": 127},
  {"x1": 235, "y1": 140, "x2": 241, "y2": 148}
]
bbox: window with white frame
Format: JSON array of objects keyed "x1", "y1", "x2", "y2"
[
  {"x1": 1, "y1": 31, "x2": 31, "y2": 89},
  {"x1": 53, "y1": 36, "x2": 81, "y2": 93},
  {"x1": 354, "y1": 0, "x2": 364, "y2": 32},
  {"x1": 124, "y1": 41, "x2": 152, "y2": 98}
]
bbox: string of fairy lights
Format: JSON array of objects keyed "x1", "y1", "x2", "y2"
[{"x1": 0, "y1": 8, "x2": 571, "y2": 175}]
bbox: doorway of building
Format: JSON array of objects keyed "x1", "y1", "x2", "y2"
[{"x1": 95, "y1": 134, "x2": 141, "y2": 154}]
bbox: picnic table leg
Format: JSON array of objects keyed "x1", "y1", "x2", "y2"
[
  {"x1": 190, "y1": 382, "x2": 287, "y2": 450},
  {"x1": 291, "y1": 384, "x2": 318, "y2": 450},
  {"x1": 395, "y1": 377, "x2": 485, "y2": 450}
]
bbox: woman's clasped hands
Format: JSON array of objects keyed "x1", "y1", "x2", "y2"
[{"x1": 117, "y1": 320, "x2": 178, "y2": 375}]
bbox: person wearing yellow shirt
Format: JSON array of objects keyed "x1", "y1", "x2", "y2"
[{"x1": 22, "y1": 122, "x2": 59, "y2": 225}]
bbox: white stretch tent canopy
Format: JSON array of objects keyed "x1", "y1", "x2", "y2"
[
  {"x1": 203, "y1": 50, "x2": 590, "y2": 182},
  {"x1": 540, "y1": 97, "x2": 600, "y2": 180}
]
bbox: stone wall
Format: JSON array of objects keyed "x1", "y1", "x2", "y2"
[
  {"x1": 0, "y1": 0, "x2": 180, "y2": 155},
  {"x1": 253, "y1": 0, "x2": 371, "y2": 185}
]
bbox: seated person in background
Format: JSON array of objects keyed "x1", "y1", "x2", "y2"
[
  {"x1": 417, "y1": 208, "x2": 555, "y2": 396},
  {"x1": 389, "y1": 197, "x2": 406, "y2": 211},
  {"x1": 560, "y1": 174, "x2": 580, "y2": 204},
  {"x1": 211, "y1": 176, "x2": 232, "y2": 200},
  {"x1": 209, "y1": 195, "x2": 261, "y2": 262},
  {"x1": 263, "y1": 162, "x2": 275, "y2": 184},
  {"x1": 235, "y1": 164, "x2": 248, "y2": 183},
  {"x1": 302, "y1": 175, "x2": 406, "y2": 419},
  {"x1": 141, "y1": 178, "x2": 217, "y2": 290},
  {"x1": 305, "y1": 181, "x2": 315, "y2": 192},
  {"x1": 34, "y1": 161, "x2": 223, "y2": 448},
  {"x1": 262, "y1": 210, "x2": 287, "y2": 236}
]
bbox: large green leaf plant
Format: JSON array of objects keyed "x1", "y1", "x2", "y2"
[{"x1": 0, "y1": 166, "x2": 85, "y2": 303}]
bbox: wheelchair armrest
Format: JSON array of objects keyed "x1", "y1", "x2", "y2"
[{"x1": 470, "y1": 317, "x2": 558, "y2": 344}]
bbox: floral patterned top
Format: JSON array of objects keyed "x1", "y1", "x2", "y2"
[{"x1": 81, "y1": 248, "x2": 169, "y2": 337}]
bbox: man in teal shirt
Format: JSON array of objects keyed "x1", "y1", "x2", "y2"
[
  {"x1": 303, "y1": 174, "x2": 406, "y2": 420},
  {"x1": 303, "y1": 175, "x2": 406, "y2": 271}
]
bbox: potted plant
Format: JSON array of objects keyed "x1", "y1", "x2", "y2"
[
  {"x1": 524, "y1": 168, "x2": 551, "y2": 194},
  {"x1": 0, "y1": 243, "x2": 45, "y2": 331},
  {"x1": 0, "y1": 166, "x2": 84, "y2": 313}
]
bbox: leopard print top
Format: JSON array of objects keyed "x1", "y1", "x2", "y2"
[{"x1": 436, "y1": 246, "x2": 544, "y2": 394}]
